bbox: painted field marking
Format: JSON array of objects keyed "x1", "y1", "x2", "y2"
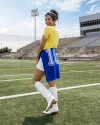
[
  {"x1": 0, "y1": 83, "x2": 100, "y2": 100},
  {"x1": 59, "y1": 62, "x2": 76, "y2": 64},
  {"x1": 0, "y1": 64, "x2": 12, "y2": 66},
  {"x1": 70, "y1": 70, "x2": 76, "y2": 72},
  {"x1": 69, "y1": 70, "x2": 83, "y2": 72},
  {"x1": 27, "y1": 62, "x2": 36, "y2": 63},
  {"x1": 87, "y1": 70, "x2": 100, "y2": 72},
  {"x1": 0, "y1": 78, "x2": 32, "y2": 82},
  {"x1": 0, "y1": 69, "x2": 34, "y2": 73},
  {"x1": 0, "y1": 65, "x2": 33, "y2": 67},
  {"x1": 0, "y1": 75, "x2": 20, "y2": 77},
  {"x1": 75, "y1": 71, "x2": 83, "y2": 72},
  {"x1": 0, "y1": 68, "x2": 34, "y2": 70},
  {"x1": 60, "y1": 66, "x2": 68, "y2": 68},
  {"x1": 69, "y1": 70, "x2": 100, "y2": 73},
  {"x1": 7, "y1": 60, "x2": 19, "y2": 62},
  {"x1": 0, "y1": 74, "x2": 33, "y2": 77},
  {"x1": 21, "y1": 81, "x2": 32, "y2": 83},
  {"x1": 0, "y1": 65, "x2": 20, "y2": 67},
  {"x1": 61, "y1": 67, "x2": 100, "y2": 70},
  {"x1": 61, "y1": 69, "x2": 68, "y2": 70},
  {"x1": 22, "y1": 66, "x2": 33, "y2": 67},
  {"x1": 88, "y1": 63, "x2": 100, "y2": 64},
  {"x1": 73, "y1": 71, "x2": 83, "y2": 72}
]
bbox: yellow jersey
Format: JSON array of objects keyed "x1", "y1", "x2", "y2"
[{"x1": 43, "y1": 26, "x2": 59, "y2": 50}]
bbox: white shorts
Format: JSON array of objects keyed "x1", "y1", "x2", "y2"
[{"x1": 36, "y1": 57, "x2": 44, "y2": 71}]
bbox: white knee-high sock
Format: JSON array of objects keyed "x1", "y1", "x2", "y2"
[
  {"x1": 35, "y1": 81, "x2": 54, "y2": 103},
  {"x1": 49, "y1": 87, "x2": 58, "y2": 107}
]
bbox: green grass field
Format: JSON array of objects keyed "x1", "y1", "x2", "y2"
[{"x1": 0, "y1": 59, "x2": 100, "y2": 125}]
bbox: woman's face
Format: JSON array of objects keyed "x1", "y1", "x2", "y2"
[{"x1": 45, "y1": 15, "x2": 55, "y2": 26}]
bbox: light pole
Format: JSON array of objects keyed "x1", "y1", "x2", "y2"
[{"x1": 31, "y1": 8, "x2": 39, "y2": 42}]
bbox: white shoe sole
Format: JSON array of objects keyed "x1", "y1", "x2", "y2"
[
  {"x1": 43, "y1": 106, "x2": 59, "y2": 114},
  {"x1": 43, "y1": 111, "x2": 59, "y2": 114}
]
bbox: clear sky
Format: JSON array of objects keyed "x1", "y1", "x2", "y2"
[{"x1": 0, "y1": 0, "x2": 100, "y2": 52}]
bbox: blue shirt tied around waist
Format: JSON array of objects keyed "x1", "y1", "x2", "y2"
[{"x1": 40, "y1": 48, "x2": 60, "y2": 82}]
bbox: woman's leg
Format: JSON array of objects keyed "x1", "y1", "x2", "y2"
[
  {"x1": 33, "y1": 68, "x2": 57, "y2": 112},
  {"x1": 48, "y1": 80, "x2": 56, "y2": 87},
  {"x1": 33, "y1": 68, "x2": 45, "y2": 84},
  {"x1": 43, "y1": 80, "x2": 59, "y2": 114},
  {"x1": 48, "y1": 80, "x2": 58, "y2": 108}
]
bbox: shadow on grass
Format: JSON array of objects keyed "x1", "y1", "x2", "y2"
[{"x1": 22, "y1": 114, "x2": 55, "y2": 125}]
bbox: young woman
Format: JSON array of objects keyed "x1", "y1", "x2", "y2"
[{"x1": 33, "y1": 9, "x2": 60, "y2": 114}]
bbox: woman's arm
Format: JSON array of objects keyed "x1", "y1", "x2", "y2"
[{"x1": 36, "y1": 35, "x2": 47, "y2": 63}]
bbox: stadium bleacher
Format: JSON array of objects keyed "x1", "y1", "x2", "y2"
[
  {"x1": 16, "y1": 37, "x2": 84, "y2": 59},
  {"x1": 16, "y1": 33, "x2": 100, "y2": 61},
  {"x1": 17, "y1": 40, "x2": 40, "y2": 54},
  {"x1": 1, "y1": 53, "x2": 19, "y2": 59},
  {"x1": 1, "y1": 33, "x2": 100, "y2": 61},
  {"x1": 68, "y1": 33, "x2": 100, "y2": 48},
  {"x1": 87, "y1": 38, "x2": 100, "y2": 47},
  {"x1": 57, "y1": 36, "x2": 84, "y2": 48}
]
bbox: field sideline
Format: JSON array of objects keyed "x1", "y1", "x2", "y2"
[{"x1": 0, "y1": 59, "x2": 100, "y2": 125}]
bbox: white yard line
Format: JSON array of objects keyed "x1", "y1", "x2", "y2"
[
  {"x1": 70, "y1": 70, "x2": 83, "y2": 72},
  {"x1": 73, "y1": 71, "x2": 83, "y2": 72},
  {"x1": 7, "y1": 61, "x2": 19, "y2": 62},
  {"x1": 70, "y1": 70, "x2": 78, "y2": 72},
  {"x1": 69, "y1": 70, "x2": 100, "y2": 73},
  {"x1": 0, "y1": 83, "x2": 100, "y2": 100},
  {"x1": 57, "y1": 83, "x2": 100, "y2": 91},
  {"x1": 0, "y1": 78, "x2": 32, "y2": 82},
  {"x1": 27, "y1": 62, "x2": 36, "y2": 63},
  {"x1": 0, "y1": 92, "x2": 40, "y2": 100},
  {"x1": 0, "y1": 65, "x2": 20, "y2": 67},
  {"x1": 0, "y1": 64, "x2": 10, "y2": 65},
  {"x1": 59, "y1": 62, "x2": 76, "y2": 64},
  {"x1": 78, "y1": 71, "x2": 83, "y2": 72},
  {"x1": 0, "y1": 68, "x2": 34, "y2": 70},
  {"x1": 0, "y1": 74, "x2": 33, "y2": 77},
  {"x1": 87, "y1": 70, "x2": 100, "y2": 72},
  {"x1": 0, "y1": 65, "x2": 32, "y2": 67}
]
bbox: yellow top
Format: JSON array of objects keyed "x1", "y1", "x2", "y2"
[{"x1": 43, "y1": 26, "x2": 59, "y2": 50}]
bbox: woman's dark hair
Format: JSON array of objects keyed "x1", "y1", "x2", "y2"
[{"x1": 45, "y1": 9, "x2": 59, "y2": 22}]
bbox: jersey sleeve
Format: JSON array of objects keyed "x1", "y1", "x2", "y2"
[{"x1": 43, "y1": 26, "x2": 50, "y2": 39}]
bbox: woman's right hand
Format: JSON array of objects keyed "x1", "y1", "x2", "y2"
[{"x1": 36, "y1": 57, "x2": 39, "y2": 63}]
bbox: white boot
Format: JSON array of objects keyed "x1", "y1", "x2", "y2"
[
  {"x1": 49, "y1": 87, "x2": 58, "y2": 107},
  {"x1": 43, "y1": 87, "x2": 59, "y2": 114},
  {"x1": 35, "y1": 81, "x2": 57, "y2": 112}
]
